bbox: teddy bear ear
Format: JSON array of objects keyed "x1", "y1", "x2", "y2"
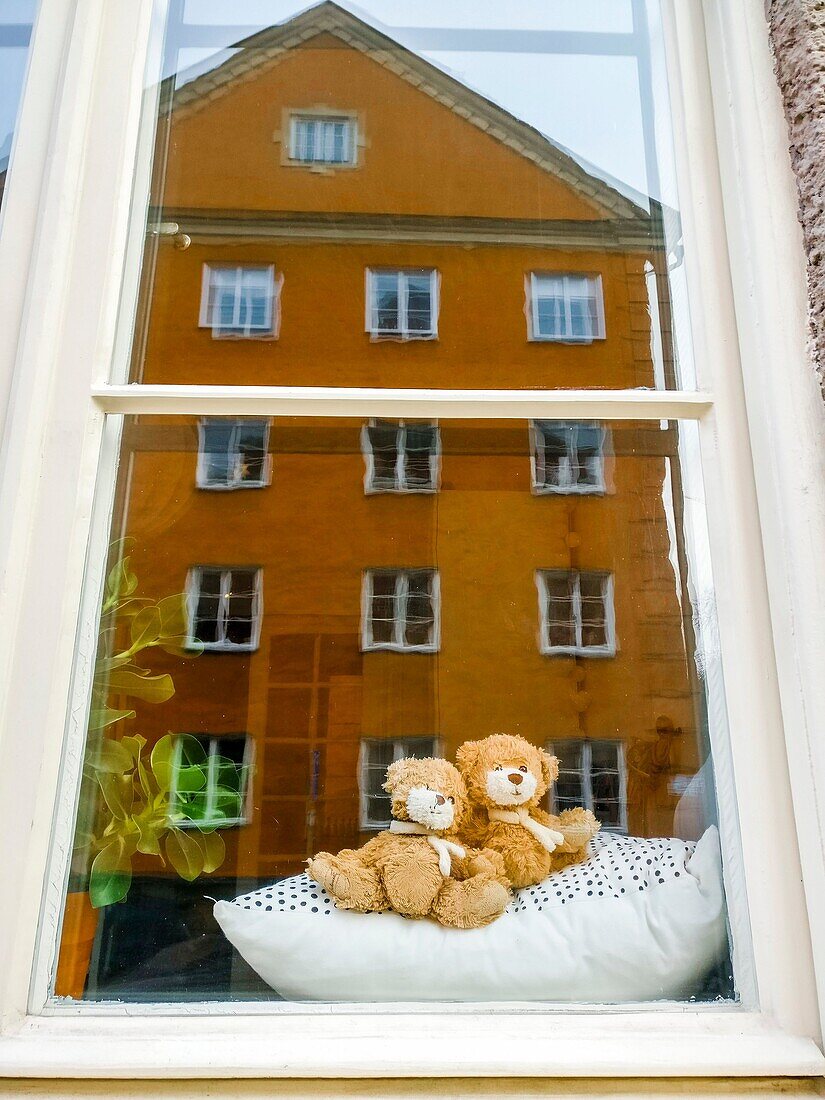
[
  {"x1": 455, "y1": 740, "x2": 480, "y2": 773},
  {"x1": 540, "y1": 750, "x2": 560, "y2": 786},
  {"x1": 383, "y1": 758, "x2": 406, "y2": 793}
]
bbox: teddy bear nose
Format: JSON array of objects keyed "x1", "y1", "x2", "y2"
[
  {"x1": 435, "y1": 794, "x2": 446, "y2": 805},
  {"x1": 508, "y1": 772, "x2": 523, "y2": 786}
]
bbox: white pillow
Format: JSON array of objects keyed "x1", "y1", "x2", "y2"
[{"x1": 213, "y1": 827, "x2": 728, "y2": 1002}]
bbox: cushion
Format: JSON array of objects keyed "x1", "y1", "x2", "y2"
[{"x1": 213, "y1": 827, "x2": 728, "y2": 1002}]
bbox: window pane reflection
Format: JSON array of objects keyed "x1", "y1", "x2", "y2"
[
  {"x1": 0, "y1": 1, "x2": 37, "y2": 214},
  {"x1": 55, "y1": 417, "x2": 733, "y2": 1002},
  {"x1": 124, "y1": 0, "x2": 692, "y2": 388}
]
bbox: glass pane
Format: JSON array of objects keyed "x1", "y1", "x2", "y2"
[
  {"x1": 0, "y1": 2, "x2": 38, "y2": 216},
  {"x1": 55, "y1": 416, "x2": 735, "y2": 1003},
  {"x1": 120, "y1": 1, "x2": 694, "y2": 388}
]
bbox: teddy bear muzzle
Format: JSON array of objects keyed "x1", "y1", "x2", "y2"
[
  {"x1": 405, "y1": 785, "x2": 456, "y2": 830},
  {"x1": 485, "y1": 766, "x2": 538, "y2": 806}
]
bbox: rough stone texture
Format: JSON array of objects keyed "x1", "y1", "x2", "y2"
[{"x1": 768, "y1": 0, "x2": 825, "y2": 375}]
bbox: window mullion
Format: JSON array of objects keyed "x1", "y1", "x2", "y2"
[
  {"x1": 396, "y1": 573, "x2": 407, "y2": 647},
  {"x1": 399, "y1": 272, "x2": 407, "y2": 334},
  {"x1": 396, "y1": 425, "x2": 406, "y2": 489},
  {"x1": 205, "y1": 740, "x2": 218, "y2": 823},
  {"x1": 219, "y1": 570, "x2": 230, "y2": 646},
  {"x1": 574, "y1": 574, "x2": 583, "y2": 650}
]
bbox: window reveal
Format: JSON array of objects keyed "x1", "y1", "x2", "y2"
[
  {"x1": 550, "y1": 740, "x2": 628, "y2": 834},
  {"x1": 537, "y1": 570, "x2": 615, "y2": 656},
  {"x1": 169, "y1": 734, "x2": 252, "y2": 829},
  {"x1": 359, "y1": 736, "x2": 440, "y2": 828},
  {"x1": 289, "y1": 113, "x2": 356, "y2": 164},
  {"x1": 187, "y1": 566, "x2": 262, "y2": 651},
  {"x1": 362, "y1": 569, "x2": 440, "y2": 651},
  {"x1": 531, "y1": 421, "x2": 606, "y2": 494},
  {"x1": 367, "y1": 269, "x2": 438, "y2": 339},
  {"x1": 200, "y1": 265, "x2": 277, "y2": 337},
  {"x1": 529, "y1": 273, "x2": 605, "y2": 343},
  {"x1": 197, "y1": 419, "x2": 271, "y2": 490},
  {"x1": 362, "y1": 420, "x2": 440, "y2": 492}
]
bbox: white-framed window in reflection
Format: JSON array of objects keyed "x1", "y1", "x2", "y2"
[
  {"x1": 288, "y1": 112, "x2": 357, "y2": 165},
  {"x1": 366, "y1": 268, "x2": 438, "y2": 340},
  {"x1": 549, "y1": 739, "x2": 628, "y2": 834},
  {"x1": 537, "y1": 569, "x2": 615, "y2": 656},
  {"x1": 169, "y1": 734, "x2": 253, "y2": 830},
  {"x1": 186, "y1": 566, "x2": 263, "y2": 652},
  {"x1": 196, "y1": 418, "x2": 271, "y2": 490},
  {"x1": 199, "y1": 264, "x2": 277, "y2": 338},
  {"x1": 528, "y1": 273, "x2": 605, "y2": 343},
  {"x1": 359, "y1": 736, "x2": 440, "y2": 829},
  {"x1": 361, "y1": 568, "x2": 440, "y2": 652},
  {"x1": 362, "y1": 420, "x2": 440, "y2": 493},
  {"x1": 530, "y1": 421, "x2": 606, "y2": 494}
]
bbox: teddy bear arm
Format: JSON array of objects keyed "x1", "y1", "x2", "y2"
[
  {"x1": 555, "y1": 807, "x2": 601, "y2": 852},
  {"x1": 432, "y1": 874, "x2": 510, "y2": 929},
  {"x1": 453, "y1": 845, "x2": 508, "y2": 883}
]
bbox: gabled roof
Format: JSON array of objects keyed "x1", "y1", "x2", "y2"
[{"x1": 166, "y1": 1, "x2": 646, "y2": 221}]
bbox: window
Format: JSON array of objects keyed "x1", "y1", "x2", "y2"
[
  {"x1": 529, "y1": 273, "x2": 605, "y2": 343},
  {"x1": 199, "y1": 264, "x2": 277, "y2": 337},
  {"x1": 288, "y1": 113, "x2": 356, "y2": 165},
  {"x1": 19, "y1": 0, "x2": 825, "y2": 1070},
  {"x1": 359, "y1": 736, "x2": 440, "y2": 828},
  {"x1": 197, "y1": 418, "x2": 271, "y2": 490},
  {"x1": 537, "y1": 570, "x2": 615, "y2": 656},
  {"x1": 550, "y1": 740, "x2": 628, "y2": 834},
  {"x1": 362, "y1": 569, "x2": 440, "y2": 651},
  {"x1": 530, "y1": 421, "x2": 606, "y2": 494},
  {"x1": 169, "y1": 734, "x2": 253, "y2": 829},
  {"x1": 362, "y1": 420, "x2": 440, "y2": 492},
  {"x1": 366, "y1": 269, "x2": 438, "y2": 339},
  {"x1": 186, "y1": 567, "x2": 262, "y2": 651}
]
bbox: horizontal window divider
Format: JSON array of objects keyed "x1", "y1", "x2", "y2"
[{"x1": 91, "y1": 386, "x2": 713, "y2": 420}]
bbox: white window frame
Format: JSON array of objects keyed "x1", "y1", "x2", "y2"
[
  {"x1": 529, "y1": 420, "x2": 607, "y2": 495},
  {"x1": 0, "y1": 0, "x2": 824, "y2": 1082},
  {"x1": 365, "y1": 268, "x2": 439, "y2": 340},
  {"x1": 185, "y1": 566, "x2": 263, "y2": 653},
  {"x1": 168, "y1": 733, "x2": 253, "y2": 829},
  {"x1": 287, "y1": 110, "x2": 357, "y2": 166},
  {"x1": 198, "y1": 263, "x2": 276, "y2": 338},
  {"x1": 361, "y1": 569, "x2": 440, "y2": 653},
  {"x1": 361, "y1": 419, "x2": 441, "y2": 494},
  {"x1": 548, "y1": 739, "x2": 628, "y2": 835},
  {"x1": 358, "y1": 736, "x2": 441, "y2": 829},
  {"x1": 196, "y1": 417, "x2": 272, "y2": 490},
  {"x1": 528, "y1": 272, "x2": 606, "y2": 343},
  {"x1": 536, "y1": 570, "x2": 616, "y2": 657}
]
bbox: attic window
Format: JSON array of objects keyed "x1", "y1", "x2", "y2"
[{"x1": 288, "y1": 113, "x2": 356, "y2": 165}]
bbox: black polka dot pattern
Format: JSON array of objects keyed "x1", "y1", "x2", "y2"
[{"x1": 227, "y1": 836, "x2": 696, "y2": 918}]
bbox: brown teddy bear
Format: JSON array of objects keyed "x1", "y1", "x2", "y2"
[
  {"x1": 307, "y1": 757, "x2": 511, "y2": 929},
  {"x1": 456, "y1": 733, "x2": 600, "y2": 889}
]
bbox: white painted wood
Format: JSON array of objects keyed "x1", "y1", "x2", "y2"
[
  {"x1": 89, "y1": 385, "x2": 714, "y2": 419},
  {"x1": 0, "y1": 0, "x2": 821, "y2": 1082},
  {"x1": 0, "y1": 1012, "x2": 822, "y2": 1079}
]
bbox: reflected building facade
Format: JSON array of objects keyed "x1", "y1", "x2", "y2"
[{"x1": 65, "y1": 3, "x2": 711, "y2": 996}]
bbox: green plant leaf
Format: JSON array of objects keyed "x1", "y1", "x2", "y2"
[
  {"x1": 129, "y1": 605, "x2": 162, "y2": 652},
  {"x1": 174, "y1": 764, "x2": 207, "y2": 793},
  {"x1": 89, "y1": 835, "x2": 136, "y2": 908},
  {"x1": 196, "y1": 830, "x2": 226, "y2": 874},
  {"x1": 156, "y1": 594, "x2": 188, "y2": 639},
  {"x1": 165, "y1": 829, "x2": 204, "y2": 882},
  {"x1": 87, "y1": 706, "x2": 136, "y2": 731},
  {"x1": 107, "y1": 669, "x2": 175, "y2": 704},
  {"x1": 96, "y1": 772, "x2": 134, "y2": 821},
  {"x1": 120, "y1": 734, "x2": 147, "y2": 762},
  {"x1": 150, "y1": 734, "x2": 177, "y2": 791},
  {"x1": 86, "y1": 739, "x2": 134, "y2": 774}
]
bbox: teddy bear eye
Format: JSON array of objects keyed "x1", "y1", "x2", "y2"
[
  {"x1": 447, "y1": 796, "x2": 454, "y2": 803},
  {"x1": 519, "y1": 766, "x2": 528, "y2": 773}
]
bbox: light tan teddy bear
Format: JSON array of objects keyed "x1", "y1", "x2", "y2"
[
  {"x1": 308, "y1": 756, "x2": 511, "y2": 929},
  {"x1": 456, "y1": 733, "x2": 600, "y2": 889}
]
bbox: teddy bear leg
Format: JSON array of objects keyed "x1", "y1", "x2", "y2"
[
  {"x1": 455, "y1": 847, "x2": 509, "y2": 888},
  {"x1": 381, "y1": 850, "x2": 443, "y2": 918},
  {"x1": 432, "y1": 874, "x2": 510, "y2": 930},
  {"x1": 307, "y1": 851, "x2": 387, "y2": 912}
]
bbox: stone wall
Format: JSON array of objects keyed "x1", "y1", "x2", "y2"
[{"x1": 768, "y1": 0, "x2": 825, "y2": 376}]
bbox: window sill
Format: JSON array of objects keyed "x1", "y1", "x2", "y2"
[{"x1": 0, "y1": 1011, "x2": 822, "y2": 1079}]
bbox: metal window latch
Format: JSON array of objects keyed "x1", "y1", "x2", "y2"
[{"x1": 149, "y1": 221, "x2": 191, "y2": 250}]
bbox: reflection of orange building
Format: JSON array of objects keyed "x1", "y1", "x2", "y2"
[{"x1": 78, "y1": 3, "x2": 707, "y2": 991}]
